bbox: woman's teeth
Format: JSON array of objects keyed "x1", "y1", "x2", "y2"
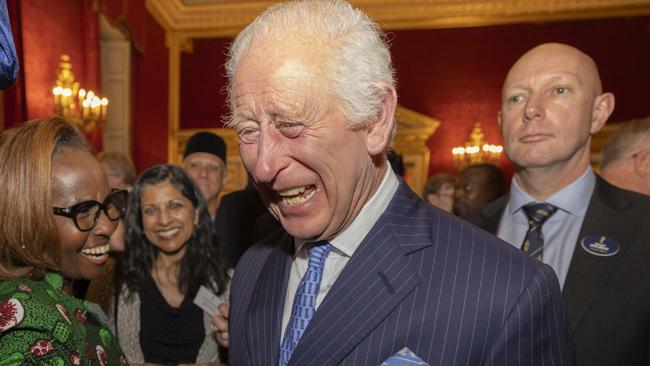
[
  {"x1": 157, "y1": 228, "x2": 180, "y2": 239},
  {"x1": 81, "y1": 244, "x2": 110, "y2": 257}
]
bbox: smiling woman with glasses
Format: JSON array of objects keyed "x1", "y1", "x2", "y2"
[
  {"x1": 53, "y1": 189, "x2": 128, "y2": 232},
  {"x1": 0, "y1": 117, "x2": 127, "y2": 364}
]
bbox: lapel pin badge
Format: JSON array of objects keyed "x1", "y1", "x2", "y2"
[{"x1": 580, "y1": 235, "x2": 620, "y2": 257}]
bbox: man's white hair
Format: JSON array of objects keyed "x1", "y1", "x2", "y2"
[
  {"x1": 601, "y1": 117, "x2": 650, "y2": 169},
  {"x1": 225, "y1": 0, "x2": 396, "y2": 129}
]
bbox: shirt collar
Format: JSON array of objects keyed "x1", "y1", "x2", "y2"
[
  {"x1": 508, "y1": 166, "x2": 595, "y2": 217},
  {"x1": 294, "y1": 167, "x2": 399, "y2": 257}
]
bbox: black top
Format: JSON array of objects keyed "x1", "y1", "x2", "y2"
[{"x1": 140, "y1": 276, "x2": 204, "y2": 364}]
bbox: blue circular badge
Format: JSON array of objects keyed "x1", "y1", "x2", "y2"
[{"x1": 580, "y1": 235, "x2": 620, "y2": 257}]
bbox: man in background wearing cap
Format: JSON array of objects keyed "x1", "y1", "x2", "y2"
[{"x1": 183, "y1": 131, "x2": 228, "y2": 220}]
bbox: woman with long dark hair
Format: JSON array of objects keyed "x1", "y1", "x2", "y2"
[{"x1": 111, "y1": 164, "x2": 229, "y2": 365}]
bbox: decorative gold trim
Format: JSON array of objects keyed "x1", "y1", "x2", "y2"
[
  {"x1": 171, "y1": 105, "x2": 439, "y2": 195},
  {"x1": 148, "y1": 0, "x2": 650, "y2": 38},
  {"x1": 393, "y1": 106, "x2": 440, "y2": 195}
]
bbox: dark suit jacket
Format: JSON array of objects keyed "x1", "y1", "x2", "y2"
[
  {"x1": 467, "y1": 176, "x2": 650, "y2": 366},
  {"x1": 215, "y1": 184, "x2": 282, "y2": 266},
  {"x1": 229, "y1": 181, "x2": 573, "y2": 365}
]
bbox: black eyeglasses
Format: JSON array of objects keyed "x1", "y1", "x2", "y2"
[{"x1": 53, "y1": 189, "x2": 128, "y2": 232}]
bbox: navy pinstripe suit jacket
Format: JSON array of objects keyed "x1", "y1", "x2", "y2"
[{"x1": 229, "y1": 181, "x2": 573, "y2": 366}]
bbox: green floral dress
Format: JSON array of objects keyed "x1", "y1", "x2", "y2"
[{"x1": 0, "y1": 272, "x2": 127, "y2": 366}]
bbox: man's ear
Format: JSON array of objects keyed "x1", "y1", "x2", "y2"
[
  {"x1": 366, "y1": 83, "x2": 397, "y2": 156},
  {"x1": 633, "y1": 148, "x2": 650, "y2": 178},
  {"x1": 590, "y1": 92, "x2": 615, "y2": 134}
]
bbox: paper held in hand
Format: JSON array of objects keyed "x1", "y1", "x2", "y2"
[{"x1": 193, "y1": 285, "x2": 221, "y2": 315}]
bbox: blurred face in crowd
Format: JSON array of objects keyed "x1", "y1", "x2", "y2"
[
  {"x1": 141, "y1": 180, "x2": 198, "y2": 260},
  {"x1": 99, "y1": 161, "x2": 131, "y2": 191},
  {"x1": 499, "y1": 43, "x2": 614, "y2": 178},
  {"x1": 453, "y1": 168, "x2": 494, "y2": 217},
  {"x1": 426, "y1": 182, "x2": 455, "y2": 213},
  {"x1": 183, "y1": 152, "x2": 226, "y2": 203},
  {"x1": 98, "y1": 162, "x2": 129, "y2": 252},
  {"x1": 52, "y1": 149, "x2": 117, "y2": 280},
  {"x1": 231, "y1": 41, "x2": 394, "y2": 242}
]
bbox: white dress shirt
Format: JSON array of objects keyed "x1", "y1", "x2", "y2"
[
  {"x1": 280, "y1": 168, "x2": 399, "y2": 341},
  {"x1": 497, "y1": 166, "x2": 596, "y2": 288}
]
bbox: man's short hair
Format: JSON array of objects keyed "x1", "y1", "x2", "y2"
[
  {"x1": 601, "y1": 117, "x2": 650, "y2": 170},
  {"x1": 225, "y1": 0, "x2": 395, "y2": 131},
  {"x1": 423, "y1": 172, "x2": 456, "y2": 197}
]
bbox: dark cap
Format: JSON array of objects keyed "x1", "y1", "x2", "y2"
[{"x1": 183, "y1": 132, "x2": 227, "y2": 163}]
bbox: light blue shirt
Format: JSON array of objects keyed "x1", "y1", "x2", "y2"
[
  {"x1": 497, "y1": 166, "x2": 596, "y2": 288},
  {"x1": 281, "y1": 167, "x2": 399, "y2": 341}
]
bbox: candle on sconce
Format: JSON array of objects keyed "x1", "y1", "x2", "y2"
[
  {"x1": 101, "y1": 98, "x2": 108, "y2": 119},
  {"x1": 51, "y1": 55, "x2": 109, "y2": 133}
]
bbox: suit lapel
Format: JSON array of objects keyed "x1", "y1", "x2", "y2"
[
  {"x1": 562, "y1": 177, "x2": 633, "y2": 330},
  {"x1": 288, "y1": 183, "x2": 427, "y2": 366},
  {"x1": 471, "y1": 195, "x2": 508, "y2": 235},
  {"x1": 245, "y1": 234, "x2": 293, "y2": 366}
]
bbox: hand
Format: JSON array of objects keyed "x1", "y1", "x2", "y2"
[{"x1": 212, "y1": 303, "x2": 230, "y2": 348}]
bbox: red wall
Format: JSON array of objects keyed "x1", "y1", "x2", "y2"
[
  {"x1": 5, "y1": 0, "x2": 101, "y2": 149},
  {"x1": 177, "y1": 16, "x2": 649, "y2": 177},
  {"x1": 6, "y1": 0, "x2": 648, "y2": 177},
  {"x1": 391, "y1": 17, "x2": 650, "y2": 176},
  {"x1": 19, "y1": 0, "x2": 88, "y2": 121},
  {"x1": 102, "y1": 0, "x2": 169, "y2": 172}
]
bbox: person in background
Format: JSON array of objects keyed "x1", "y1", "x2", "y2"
[
  {"x1": 600, "y1": 117, "x2": 650, "y2": 196},
  {"x1": 387, "y1": 150, "x2": 405, "y2": 177},
  {"x1": 112, "y1": 164, "x2": 229, "y2": 365},
  {"x1": 422, "y1": 172, "x2": 456, "y2": 212},
  {"x1": 215, "y1": 174, "x2": 282, "y2": 265},
  {"x1": 85, "y1": 151, "x2": 137, "y2": 313},
  {"x1": 467, "y1": 42, "x2": 650, "y2": 365},
  {"x1": 182, "y1": 132, "x2": 228, "y2": 221},
  {"x1": 0, "y1": 117, "x2": 126, "y2": 364},
  {"x1": 453, "y1": 163, "x2": 504, "y2": 217},
  {"x1": 97, "y1": 151, "x2": 137, "y2": 192},
  {"x1": 216, "y1": 1, "x2": 573, "y2": 365}
]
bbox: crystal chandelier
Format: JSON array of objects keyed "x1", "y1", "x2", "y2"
[
  {"x1": 451, "y1": 122, "x2": 503, "y2": 171},
  {"x1": 52, "y1": 54, "x2": 108, "y2": 133}
]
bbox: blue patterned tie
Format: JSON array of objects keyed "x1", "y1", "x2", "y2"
[
  {"x1": 278, "y1": 242, "x2": 332, "y2": 366},
  {"x1": 521, "y1": 202, "x2": 557, "y2": 261}
]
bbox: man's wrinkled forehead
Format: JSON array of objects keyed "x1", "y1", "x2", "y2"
[{"x1": 232, "y1": 53, "x2": 330, "y2": 123}]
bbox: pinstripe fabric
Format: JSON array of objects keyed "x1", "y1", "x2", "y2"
[
  {"x1": 229, "y1": 181, "x2": 573, "y2": 366},
  {"x1": 470, "y1": 176, "x2": 650, "y2": 365}
]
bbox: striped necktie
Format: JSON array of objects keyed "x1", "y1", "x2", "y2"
[
  {"x1": 278, "y1": 242, "x2": 332, "y2": 366},
  {"x1": 521, "y1": 202, "x2": 557, "y2": 261}
]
